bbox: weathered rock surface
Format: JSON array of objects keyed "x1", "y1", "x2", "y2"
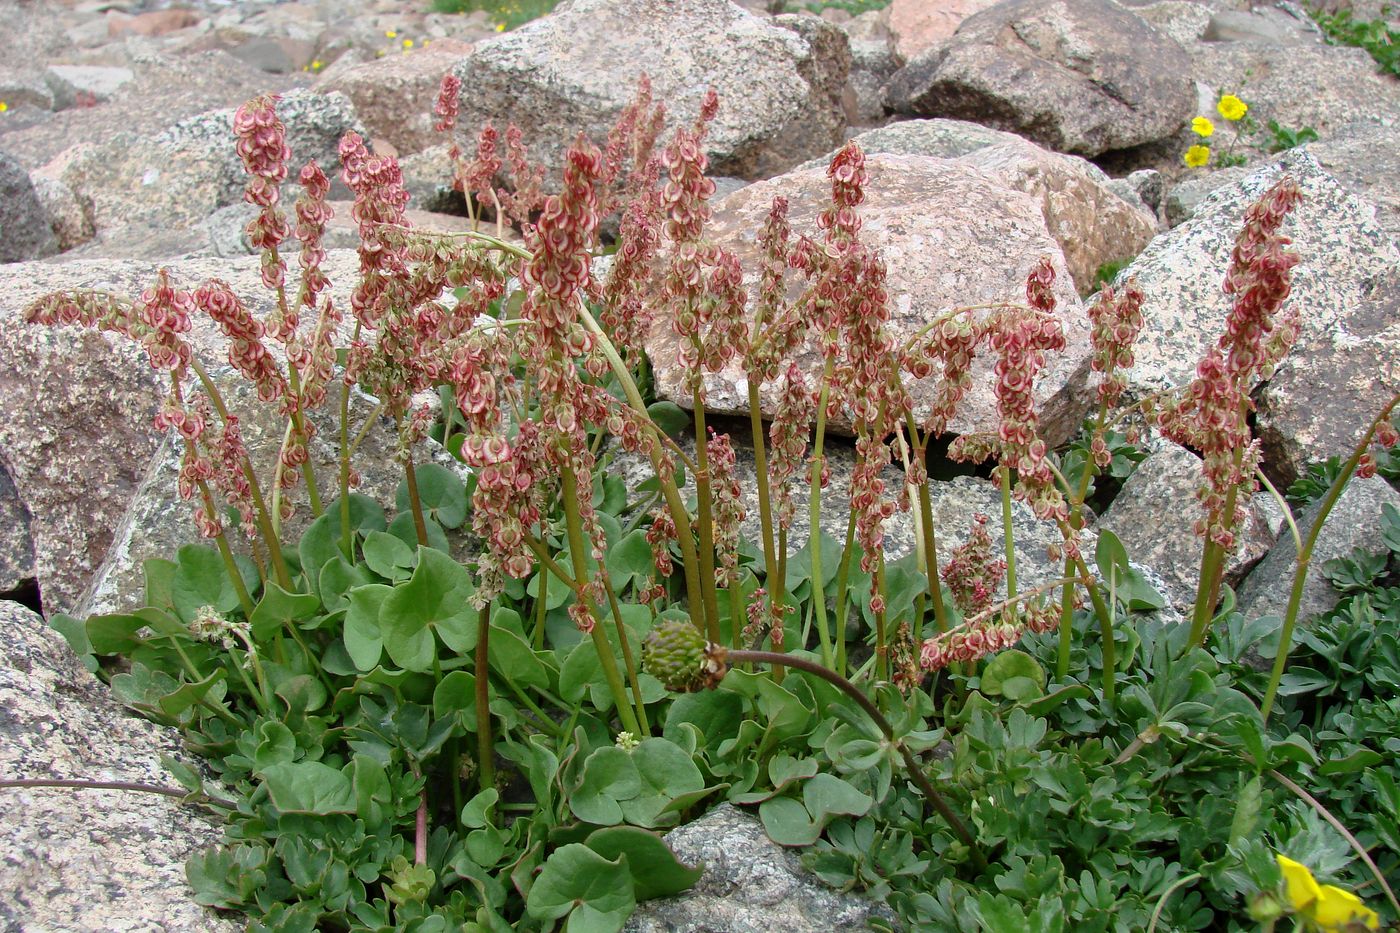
[
  {"x1": 623, "y1": 804, "x2": 893, "y2": 932},
  {"x1": 450, "y1": 0, "x2": 850, "y2": 181},
  {"x1": 54, "y1": 88, "x2": 360, "y2": 233},
  {"x1": 319, "y1": 38, "x2": 474, "y2": 157},
  {"x1": 886, "y1": 0, "x2": 1000, "y2": 62},
  {"x1": 0, "y1": 600, "x2": 239, "y2": 932},
  {"x1": 1113, "y1": 151, "x2": 1399, "y2": 399},
  {"x1": 885, "y1": 0, "x2": 1195, "y2": 157},
  {"x1": 1236, "y1": 475, "x2": 1400, "y2": 624},
  {"x1": 1202, "y1": 7, "x2": 1321, "y2": 44},
  {"x1": 28, "y1": 172, "x2": 96, "y2": 253},
  {"x1": 804, "y1": 120, "x2": 1157, "y2": 293},
  {"x1": 0, "y1": 249, "x2": 362, "y2": 614},
  {"x1": 835, "y1": 10, "x2": 901, "y2": 125},
  {"x1": 44, "y1": 64, "x2": 135, "y2": 110},
  {"x1": 645, "y1": 152, "x2": 1092, "y2": 447},
  {"x1": 1164, "y1": 165, "x2": 1250, "y2": 227},
  {"x1": 1255, "y1": 267, "x2": 1400, "y2": 487},
  {"x1": 0, "y1": 150, "x2": 58, "y2": 262},
  {"x1": 0, "y1": 462, "x2": 34, "y2": 596},
  {"x1": 1298, "y1": 122, "x2": 1400, "y2": 242},
  {"x1": 1093, "y1": 443, "x2": 1282, "y2": 612}
]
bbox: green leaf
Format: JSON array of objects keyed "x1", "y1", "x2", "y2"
[
  {"x1": 759, "y1": 795, "x2": 821, "y2": 847},
  {"x1": 1320, "y1": 749, "x2": 1384, "y2": 775},
  {"x1": 363, "y1": 530, "x2": 418, "y2": 582},
  {"x1": 616, "y1": 738, "x2": 704, "y2": 828},
  {"x1": 344, "y1": 584, "x2": 392, "y2": 672},
  {"x1": 352, "y1": 754, "x2": 392, "y2": 824},
  {"x1": 380, "y1": 548, "x2": 477, "y2": 672},
  {"x1": 981, "y1": 650, "x2": 1046, "y2": 700},
  {"x1": 570, "y1": 746, "x2": 641, "y2": 826},
  {"x1": 488, "y1": 620, "x2": 552, "y2": 691},
  {"x1": 525, "y1": 844, "x2": 635, "y2": 933},
  {"x1": 662, "y1": 690, "x2": 744, "y2": 749},
  {"x1": 171, "y1": 545, "x2": 259, "y2": 623},
  {"x1": 432, "y1": 670, "x2": 482, "y2": 732},
  {"x1": 252, "y1": 721, "x2": 297, "y2": 772},
  {"x1": 84, "y1": 613, "x2": 150, "y2": 655},
  {"x1": 584, "y1": 826, "x2": 702, "y2": 901},
  {"x1": 646, "y1": 401, "x2": 690, "y2": 438},
  {"x1": 299, "y1": 495, "x2": 386, "y2": 595},
  {"x1": 261, "y1": 761, "x2": 356, "y2": 814},
  {"x1": 461, "y1": 787, "x2": 500, "y2": 829},
  {"x1": 143, "y1": 557, "x2": 178, "y2": 612},
  {"x1": 397, "y1": 462, "x2": 469, "y2": 530},
  {"x1": 802, "y1": 773, "x2": 873, "y2": 824},
  {"x1": 318, "y1": 555, "x2": 376, "y2": 612},
  {"x1": 1229, "y1": 775, "x2": 1263, "y2": 847},
  {"x1": 388, "y1": 511, "x2": 453, "y2": 553},
  {"x1": 605, "y1": 530, "x2": 654, "y2": 593},
  {"x1": 249, "y1": 583, "x2": 322, "y2": 643}
]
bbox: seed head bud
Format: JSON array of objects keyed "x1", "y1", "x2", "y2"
[{"x1": 644, "y1": 619, "x2": 728, "y2": 692}]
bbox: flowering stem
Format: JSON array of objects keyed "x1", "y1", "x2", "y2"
[
  {"x1": 284, "y1": 366, "x2": 323, "y2": 516},
  {"x1": 873, "y1": 555, "x2": 889, "y2": 682},
  {"x1": 999, "y1": 466, "x2": 1018, "y2": 609},
  {"x1": 1261, "y1": 393, "x2": 1400, "y2": 720},
  {"x1": 747, "y1": 382, "x2": 781, "y2": 629},
  {"x1": 907, "y1": 420, "x2": 949, "y2": 637},
  {"x1": 401, "y1": 448, "x2": 430, "y2": 548},
  {"x1": 339, "y1": 377, "x2": 354, "y2": 559},
  {"x1": 726, "y1": 648, "x2": 986, "y2": 872},
  {"x1": 190, "y1": 362, "x2": 289, "y2": 589},
  {"x1": 808, "y1": 363, "x2": 836, "y2": 669},
  {"x1": 832, "y1": 510, "x2": 858, "y2": 677},
  {"x1": 603, "y1": 575, "x2": 651, "y2": 735},
  {"x1": 1059, "y1": 402, "x2": 1109, "y2": 679},
  {"x1": 576, "y1": 301, "x2": 704, "y2": 623},
  {"x1": 561, "y1": 465, "x2": 642, "y2": 736},
  {"x1": 691, "y1": 392, "x2": 722, "y2": 644},
  {"x1": 475, "y1": 603, "x2": 495, "y2": 793}
]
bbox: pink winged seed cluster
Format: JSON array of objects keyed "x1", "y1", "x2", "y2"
[{"x1": 23, "y1": 83, "x2": 1344, "y2": 680}]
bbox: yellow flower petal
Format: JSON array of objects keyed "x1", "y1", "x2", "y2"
[
  {"x1": 1311, "y1": 885, "x2": 1380, "y2": 931},
  {"x1": 385, "y1": 29, "x2": 397, "y2": 38},
  {"x1": 1183, "y1": 144, "x2": 1211, "y2": 168},
  {"x1": 0, "y1": 101, "x2": 9, "y2": 112},
  {"x1": 1191, "y1": 116, "x2": 1215, "y2": 137},
  {"x1": 1218, "y1": 94, "x2": 1248, "y2": 121},
  {"x1": 1277, "y1": 855, "x2": 1322, "y2": 913}
]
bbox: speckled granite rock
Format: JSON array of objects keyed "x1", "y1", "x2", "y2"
[
  {"x1": 0, "y1": 462, "x2": 35, "y2": 596},
  {"x1": 885, "y1": 0, "x2": 1195, "y2": 157},
  {"x1": 0, "y1": 249, "x2": 362, "y2": 614},
  {"x1": 623, "y1": 804, "x2": 894, "y2": 932},
  {"x1": 0, "y1": 600, "x2": 240, "y2": 932},
  {"x1": 1298, "y1": 122, "x2": 1400, "y2": 242},
  {"x1": 53, "y1": 87, "x2": 360, "y2": 234},
  {"x1": 1164, "y1": 166, "x2": 1250, "y2": 227},
  {"x1": 450, "y1": 0, "x2": 850, "y2": 182},
  {"x1": 1093, "y1": 444, "x2": 1283, "y2": 612},
  {"x1": 886, "y1": 0, "x2": 1000, "y2": 62},
  {"x1": 0, "y1": 150, "x2": 59, "y2": 262},
  {"x1": 1236, "y1": 475, "x2": 1400, "y2": 624},
  {"x1": 1255, "y1": 268, "x2": 1400, "y2": 488},
  {"x1": 803, "y1": 120, "x2": 1157, "y2": 294},
  {"x1": 645, "y1": 152, "x2": 1092, "y2": 448},
  {"x1": 1114, "y1": 150, "x2": 1399, "y2": 399}
]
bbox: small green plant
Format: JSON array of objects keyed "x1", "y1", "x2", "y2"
[
  {"x1": 430, "y1": 0, "x2": 561, "y2": 31},
  {"x1": 1184, "y1": 93, "x2": 1320, "y2": 169},
  {"x1": 7, "y1": 77, "x2": 1400, "y2": 933},
  {"x1": 1310, "y1": 5, "x2": 1400, "y2": 77}
]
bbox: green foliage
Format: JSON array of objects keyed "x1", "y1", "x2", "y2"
[
  {"x1": 1265, "y1": 120, "x2": 1319, "y2": 153},
  {"x1": 1310, "y1": 5, "x2": 1400, "y2": 77},
  {"x1": 1287, "y1": 440, "x2": 1400, "y2": 507},
  {"x1": 430, "y1": 0, "x2": 561, "y2": 30}
]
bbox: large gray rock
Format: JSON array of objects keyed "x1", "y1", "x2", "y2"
[
  {"x1": 0, "y1": 249, "x2": 363, "y2": 615},
  {"x1": 645, "y1": 152, "x2": 1093, "y2": 449},
  {"x1": 885, "y1": 0, "x2": 1195, "y2": 157},
  {"x1": 0, "y1": 461, "x2": 34, "y2": 596},
  {"x1": 803, "y1": 120, "x2": 1157, "y2": 294},
  {"x1": 0, "y1": 600, "x2": 239, "y2": 932},
  {"x1": 44, "y1": 65, "x2": 135, "y2": 111},
  {"x1": 1236, "y1": 475, "x2": 1400, "y2": 624},
  {"x1": 28, "y1": 172, "x2": 96, "y2": 253},
  {"x1": 450, "y1": 0, "x2": 850, "y2": 182},
  {"x1": 0, "y1": 151, "x2": 58, "y2": 263},
  {"x1": 1112, "y1": 151, "x2": 1399, "y2": 399},
  {"x1": 623, "y1": 804, "x2": 893, "y2": 932},
  {"x1": 1164, "y1": 165, "x2": 1250, "y2": 227},
  {"x1": 1188, "y1": 40, "x2": 1400, "y2": 146},
  {"x1": 1299, "y1": 122, "x2": 1400, "y2": 242},
  {"x1": 1093, "y1": 443, "x2": 1282, "y2": 612},
  {"x1": 1255, "y1": 268, "x2": 1400, "y2": 487},
  {"x1": 886, "y1": 0, "x2": 1001, "y2": 62},
  {"x1": 55, "y1": 88, "x2": 360, "y2": 233}
]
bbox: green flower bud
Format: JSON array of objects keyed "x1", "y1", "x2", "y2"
[{"x1": 644, "y1": 619, "x2": 727, "y2": 692}]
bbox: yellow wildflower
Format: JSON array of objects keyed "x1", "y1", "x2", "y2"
[
  {"x1": 1277, "y1": 855, "x2": 1380, "y2": 931},
  {"x1": 311, "y1": 59, "x2": 323, "y2": 71},
  {"x1": 385, "y1": 29, "x2": 397, "y2": 38},
  {"x1": 402, "y1": 38, "x2": 414, "y2": 49},
  {"x1": 0, "y1": 101, "x2": 8, "y2": 113},
  {"x1": 1218, "y1": 94, "x2": 1248, "y2": 121},
  {"x1": 1191, "y1": 116, "x2": 1214, "y2": 137},
  {"x1": 495, "y1": 22, "x2": 506, "y2": 32},
  {"x1": 1184, "y1": 144, "x2": 1211, "y2": 168}
]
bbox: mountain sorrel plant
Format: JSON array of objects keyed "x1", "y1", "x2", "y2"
[{"x1": 12, "y1": 81, "x2": 1400, "y2": 933}]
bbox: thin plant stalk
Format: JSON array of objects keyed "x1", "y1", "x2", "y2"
[
  {"x1": 726, "y1": 648, "x2": 986, "y2": 872},
  {"x1": 905, "y1": 415, "x2": 949, "y2": 638},
  {"x1": 0, "y1": 777, "x2": 237, "y2": 811},
  {"x1": 475, "y1": 603, "x2": 495, "y2": 793},
  {"x1": 401, "y1": 451, "x2": 430, "y2": 548},
  {"x1": 831, "y1": 510, "x2": 858, "y2": 677},
  {"x1": 999, "y1": 465, "x2": 1018, "y2": 608},
  {"x1": 1261, "y1": 394, "x2": 1399, "y2": 719},
  {"x1": 808, "y1": 363, "x2": 837, "y2": 668},
  {"x1": 747, "y1": 381, "x2": 781, "y2": 625},
  {"x1": 602, "y1": 575, "x2": 651, "y2": 734},
  {"x1": 1188, "y1": 403, "x2": 1250, "y2": 646},
  {"x1": 561, "y1": 465, "x2": 642, "y2": 736},
  {"x1": 691, "y1": 391, "x2": 722, "y2": 644}
]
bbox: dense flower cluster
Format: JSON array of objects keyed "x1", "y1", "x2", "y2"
[
  {"x1": 233, "y1": 95, "x2": 293, "y2": 304},
  {"x1": 706, "y1": 430, "x2": 746, "y2": 587},
  {"x1": 769, "y1": 363, "x2": 814, "y2": 533},
  {"x1": 940, "y1": 514, "x2": 1005, "y2": 619},
  {"x1": 1158, "y1": 177, "x2": 1302, "y2": 547}
]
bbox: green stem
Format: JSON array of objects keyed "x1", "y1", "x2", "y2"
[
  {"x1": 561, "y1": 465, "x2": 642, "y2": 736},
  {"x1": 285, "y1": 365, "x2": 323, "y2": 516},
  {"x1": 831, "y1": 509, "x2": 858, "y2": 677},
  {"x1": 727, "y1": 649, "x2": 986, "y2": 873},
  {"x1": 532, "y1": 560, "x2": 549, "y2": 650},
  {"x1": 691, "y1": 390, "x2": 722, "y2": 645},
  {"x1": 603, "y1": 575, "x2": 651, "y2": 735},
  {"x1": 748, "y1": 381, "x2": 780, "y2": 608},
  {"x1": 907, "y1": 417, "x2": 948, "y2": 638},
  {"x1": 1261, "y1": 394, "x2": 1399, "y2": 719},
  {"x1": 873, "y1": 554, "x2": 889, "y2": 683},
  {"x1": 402, "y1": 451, "x2": 430, "y2": 548},
  {"x1": 339, "y1": 377, "x2": 354, "y2": 559},
  {"x1": 999, "y1": 465, "x2": 1018, "y2": 608},
  {"x1": 808, "y1": 365, "x2": 836, "y2": 668},
  {"x1": 475, "y1": 604, "x2": 495, "y2": 793}
]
